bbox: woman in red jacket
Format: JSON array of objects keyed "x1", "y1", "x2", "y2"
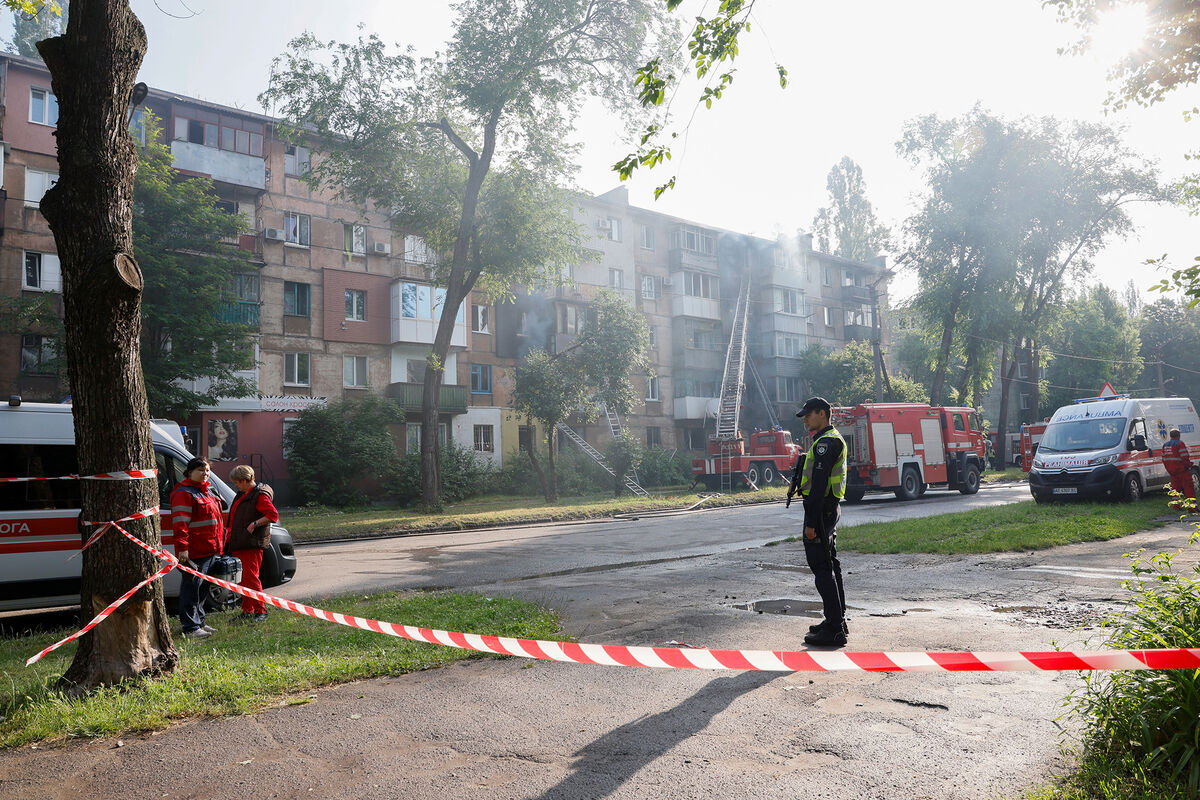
[
  {"x1": 227, "y1": 464, "x2": 279, "y2": 622},
  {"x1": 171, "y1": 457, "x2": 227, "y2": 638}
]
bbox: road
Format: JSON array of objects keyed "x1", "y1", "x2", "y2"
[{"x1": 6, "y1": 482, "x2": 1190, "y2": 800}]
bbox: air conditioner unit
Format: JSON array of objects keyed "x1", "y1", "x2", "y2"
[
  {"x1": 263, "y1": 228, "x2": 285, "y2": 241},
  {"x1": 372, "y1": 241, "x2": 391, "y2": 255},
  {"x1": 661, "y1": 277, "x2": 675, "y2": 287}
]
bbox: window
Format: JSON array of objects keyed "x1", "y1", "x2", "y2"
[
  {"x1": 406, "y1": 422, "x2": 448, "y2": 454},
  {"x1": 22, "y1": 252, "x2": 61, "y2": 292},
  {"x1": 129, "y1": 108, "x2": 147, "y2": 145},
  {"x1": 24, "y1": 168, "x2": 58, "y2": 207},
  {"x1": 343, "y1": 355, "x2": 368, "y2": 387},
  {"x1": 647, "y1": 327, "x2": 658, "y2": 349},
  {"x1": 285, "y1": 144, "x2": 310, "y2": 176},
  {"x1": 557, "y1": 304, "x2": 581, "y2": 334},
  {"x1": 953, "y1": 414, "x2": 966, "y2": 432},
  {"x1": 823, "y1": 266, "x2": 834, "y2": 286},
  {"x1": 175, "y1": 109, "x2": 263, "y2": 155},
  {"x1": 609, "y1": 269, "x2": 623, "y2": 290},
  {"x1": 640, "y1": 224, "x2": 656, "y2": 250},
  {"x1": 473, "y1": 425, "x2": 495, "y2": 453},
  {"x1": 344, "y1": 289, "x2": 367, "y2": 321},
  {"x1": 232, "y1": 272, "x2": 260, "y2": 302},
  {"x1": 518, "y1": 425, "x2": 535, "y2": 453},
  {"x1": 645, "y1": 376, "x2": 660, "y2": 401},
  {"x1": 775, "y1": 289, "x2": 801, "y2": 315},
  {"x1": 775, "y1": 334, "x2": 802, "y2": 358},
  {"x1": 823, "y1": 306, "x2": 834, "y2": 327},
  {"x1": 175, "y1": 117, "x2": 218, "y2": 147},
  {"x1": 29, "y1": 87, "x2": 58, "y2": 126},
  {"x1": 470, "y1": 364, "x2": 492, "y2": 394},
  {"x1": 404, "y1": 234, "x2": 435, "y2": 264},
  {"x1": 777, "y1": 376, "x2": 802, "y2": 403},
  {"x1": 646, "y1": 426, "x2": 661, "y2": 448},
  {"x1": 671, "y1": 225, "x2": 715, "y2": 254},
  {"x1": 0, "y1": 443, "x2": 81, "y2": 512},
  {"x1": 641, "y1": 275, "x2": 656, "y2": 300},
  {"x1": 516, "y1": 312, "x2": 527, "y2": 336},
  {"x1": 283, "y1": 281, "x2": 311, "y2": 316},
  {"x1": 284, "y1": 353, "x2": 310, "y2": 386},
  {"x1": 406, "y1": 359, "x2": 427, "y2": 383},
  {"x1": 599, "y1": 217, "x2": 621, "y2": 242},
  {"x1": 685, "y1": 320, "x2": 724, "y2": 350},
  {"x1": 344, "y1": 223, "x2": 366, "y2": 255},
  {"x1": 20, "y1": 334, "x2": 57, "y2": 375},
  {"x1": 774, "y1": 247, "x2": 787, "y2": 268},
  {"x1": 472, "y1": 304, "x2": 490, "y2": 334},
  {"x1": 284, "y1": 212, "x2": 310, "y2": 246},
  {"x1": 399, "y1": 283, "x2": 462, "y2": 323},
  {"x1": 1020, "y1": 393, "x2": 1031, "y2": 411},
  {"x1": 687, "y1": 428, "x2": 708, "y2": 449},
  {"x1": 683, "y1": 271, "x2": 719, "y2": 300}
]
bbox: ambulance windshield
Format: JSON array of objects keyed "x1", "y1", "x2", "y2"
[{"x1": 1038, "y1": 418, "x2": 1126, "y2": 453}]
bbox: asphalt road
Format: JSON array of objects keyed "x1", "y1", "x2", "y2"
[{"x1": 7, "y1": 482, "x2": 1190, "y2": 800}]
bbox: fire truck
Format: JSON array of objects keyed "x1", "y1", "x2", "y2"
[
  {"x1": 832, "y1": 403, "x2": 988, "y2": 502},
  {"x1": 1019, "y1": 422, "x2": 1048, "y2": 472},
  {"x1": 690, "y1": 276, "x2": 801, "y2": 490}
]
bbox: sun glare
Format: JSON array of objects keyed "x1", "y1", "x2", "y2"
[{"x1": 1089, "y1": 4, "x2": 1149, "y2": 65}]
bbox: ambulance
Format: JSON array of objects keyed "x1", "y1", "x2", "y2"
[
  {"x1": 0, "y1": 400, "x2": 297, "y2": 612},
  {"x1": 1027, "y1": 395, "x2": 1200, "y2": 503}
]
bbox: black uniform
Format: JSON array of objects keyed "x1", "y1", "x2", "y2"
[{"x1": 793, "y1": 426, "x2": 847, "y2": 635}]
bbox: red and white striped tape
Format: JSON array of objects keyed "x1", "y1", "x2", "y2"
[
  {"x1": 72, "y1": 506, "x2": 160, "y2": 557},
  {"x1": 0, "y1": 469, "x2": 156, "y2": 482},
  {"x1": 27, "y1": 524, "x2": 1200, "y2": 674}
]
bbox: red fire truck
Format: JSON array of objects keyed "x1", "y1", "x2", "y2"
[
  {"x1": 832, "y1": 403, "x2": 988, "y2": 502},
  {"x1": 1019, "y1": 422, "x2": 1048, "y2": 472},
  {"x1": 691, "y1": 428, "x2": 803, "y2": 490}
]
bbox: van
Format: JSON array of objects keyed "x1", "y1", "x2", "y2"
[
  {"x1": 1027, "y1": 396, "x2": 1200, "y2": 503},
  {"x1": 0, "y1": 400, "x2": 298, "y2": 612}
]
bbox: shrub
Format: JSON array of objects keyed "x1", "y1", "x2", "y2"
[
  {"x1": 389, "y1": 443, "x2": 497, "y2": 506},
  {"x1": 605, "y1": 433, "x2": 644, "y2": 497},
  {"x1": 637, "y1": 446, "x2": 691, "y2": 488}
]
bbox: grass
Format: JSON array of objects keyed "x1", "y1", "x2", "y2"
[
  {"x1": 982, "y1": 466, "x2": 1026, "y2": 483},
  {"x1": 824, "y1": 497, "x2": 1172, "y2": 554},
  {"x1": 0, "y1": 591, "x2": 559, "y2": 748},
  {"x1": 1026, "y1": 758, "x2": 1195, "y2": 800},
  {"x1": 283, "y1": 487, "x2": 790, "y2": 542}
]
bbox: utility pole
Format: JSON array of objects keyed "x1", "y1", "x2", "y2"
[
  {"x1": 1157, "y1": 360, "x2": 1166, "y2": 395},
  {"x1": 868, "y1": 270, "x2": 894, "y2": 402}
]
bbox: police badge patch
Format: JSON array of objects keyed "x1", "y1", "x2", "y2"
[{"x1": 815, "y1": 443, "x2": 828, "y2": 456}]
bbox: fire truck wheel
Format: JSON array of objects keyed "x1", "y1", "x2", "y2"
[
  {"x1": 844, "y1": 487, "x2": 866, "y2": 504},
  {"x1": 760, "y1": 463, "x2": 777, "y2": 486},
  {"x1": 958, "y1": 464, "x2": 980, "y2": 495},
  {"x1": 746, "y1": 464, "x2": 761, "y2": 487},
  {"x1": 894, "y1": 467, "x2": 922, "y2": 501}
]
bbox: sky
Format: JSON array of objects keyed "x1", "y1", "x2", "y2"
[{"x1": 7, "y1": 0, "x2": 1197, "y2": 302}]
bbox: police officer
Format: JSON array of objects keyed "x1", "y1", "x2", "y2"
[{"x1": 786, "y1": 396, "x2": 848, "y2": 647}]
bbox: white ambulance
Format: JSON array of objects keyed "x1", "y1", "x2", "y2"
[
  {"x1": 1027, "y1": 395, "x2": 1200, "y2": 503},
  {"x1": 0, "y1": 400, "x2": 297, "y2": 612}
]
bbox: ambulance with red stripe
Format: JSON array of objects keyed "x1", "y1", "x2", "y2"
[
  {"x1": 1027, "y1": 395, "x2": 1200, "y2": 503},
  {"x1": 0, "y1": 400, "x2": 297, "y2": 612}
]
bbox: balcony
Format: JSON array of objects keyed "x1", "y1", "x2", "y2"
[
  {"x1": 843, "y1": 323, "x2": 873, "y2": 342},
  {"x1": 668, "y1": 248, "x2": 718, "y2": 272},
  {"x1": 171, "y1": 140, "x2": 266, "y2": 190},
  {"x1": 217, "y1": 301, "x2": 260, "y2": 328},
  {"x1": 385, "y1": 382, "x2": 467, "y2": 414},
  {"x1": 842, "y1": 284, "x2": 872, "y2": 305},
  {"x1": 674, "y1": 395, "x2": 718, "y2": 420},
  {"x1": 671, "y1": 292, "x2": 721, "y2": 320}
]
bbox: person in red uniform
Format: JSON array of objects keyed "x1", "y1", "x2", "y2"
[
  {"x1": 227, "y1": 464, "x2": 279, "y2": 621},
  {"x1": 171, "y1": 457, "x2": 227, "y2": 638},
  {"x1": 1162, "y1": 428, "x2": 1196, "y2": 509}
]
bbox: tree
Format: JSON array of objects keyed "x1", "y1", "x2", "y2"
[
  {"x1": 797, "y1": 340, "x2": 928, "y2": 408},
  {"x1": 7, "y1": 0, "x2": 66, "y2": 57},
  {"x1": 37, "y1": 0, "x2": 173, "y2": 691},
  {"x1": 605, "y1": 432, "x2": 644, "y2": 497},
  {"x1": 283, "y1": 396, "x2": 405, "y2": 507},
  {"x1": 1042, "y1": 285, "x2": 1143, "y2": 411},
  {"x1": 514, "y1": 291, "x2": 650, "y2": 502},
  {"x1": 262, "y1": 1, "x2": 668, "y2": 509},
  {"x1": 134, "y1": 113, "x2": 256, "y2": 419},
  {"x1": 1137, "y1": 297, "x2": 1200, "y2": 400},
  {"x1": 811, "y1": 156, "x2": 890, "y2": 261}
]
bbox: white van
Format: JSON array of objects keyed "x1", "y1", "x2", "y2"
[
  {"x1": 0, "y1": 400, "x2": 297, "y2": 612},
  {"x1": 1027, "y1": 396, "x2": 1200, "y2": 503}
]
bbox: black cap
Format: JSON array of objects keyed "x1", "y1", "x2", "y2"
[{"x1": 796, "y1": 396, "x2": 831, "y2": 417}]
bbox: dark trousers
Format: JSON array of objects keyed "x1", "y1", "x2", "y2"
[
  {"x1": 178, "y1": 553, "x2": 217, "y2": 633},
  {"x1": 803, "y1": 507, "x2": 845, "y2": 626}
]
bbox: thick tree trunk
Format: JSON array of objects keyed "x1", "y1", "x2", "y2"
[
  {"x1": 1030, "y1": 340, "x2": 1041, "y2": 422},
  {"x1": 995, "y1": 344, "x2": 1019, "y2": 467},
  {"x1": 523, "y1": 418, "x2": 549, "y2": 497},
  {"x1": 38, "y1": 1, "x2": 177, "y2": 691},
  {"x1": 929, "y1": 295, "x2": 962, "y2": 406},
  {"x1": 546, "y1": 426, "x2": 559, "y2": 503}
]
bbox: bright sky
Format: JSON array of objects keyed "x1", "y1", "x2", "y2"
[{"x1": 8, "y1": 0, "x2": 1196, "y2": 302}]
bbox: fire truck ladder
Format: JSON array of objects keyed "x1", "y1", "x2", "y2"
[
  {"x1": 555, "y1": 422, "x2": 649, "y2": 497},
  {"x1": 714, "y1": 278, "x2": 751, "y2": 442},
  {"x1": 745, "y1": 353, "x2": 779, "y2": 429},
  {"x1": 600, "y1": 402, "x2": 641, "y2": 486}
]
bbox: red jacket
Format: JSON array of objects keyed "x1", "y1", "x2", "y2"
[
  {"x1": 170, "y1": 478, "x2": 226, "y2": 557},
  {"x1": 1162, "y1": 438, "x2": 1193, "y2": 474}
]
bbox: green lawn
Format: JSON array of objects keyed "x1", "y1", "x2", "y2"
[
  {"x1": 282, "y1": 487, "x2": 790, "y2": 542},
  {"x1": 0, "y1": 591, "x2": 558, "y2": 748},
  {"x1": 982, "y1": 466, "x2": 1026, "y2": 483},
  {"x1": 833, "y1": 497, "x2": 1174, "y2": 554}
]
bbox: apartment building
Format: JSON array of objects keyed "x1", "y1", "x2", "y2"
[{"x1": 0, "y1": 52, "x2": 890, "y2": 500}]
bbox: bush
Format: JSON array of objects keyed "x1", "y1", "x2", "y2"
[
  {"x1": 637, "y1": 446, "x2": 692, "y2": 488},
  {"x1": 493, "y1": 443, "x2": 612, "y2": 498},
  {"x1": 388, "y1": 443, "x2": 497, "y2": 506},
  {"x1": 606, "y1": 433, "x2": 644, "y2": 497},
  {"x1": 1064, "y1": 536, "x2": 1200, "y2": 793}
]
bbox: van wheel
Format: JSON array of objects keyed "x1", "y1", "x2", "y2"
[
  {"x1": 959, "y1": 464, "x2": 981, "y2": 495},
  {"x1": 759, "y1": 463, "x2": 777, "y2": 486},
  {"x1": 894, "y1": 467, "x2": 922, "y2": 501},
  {"x1": 1191, "y1": 469, "x2": 1200, "y2": 502},
  {"x1": 1124, "y1": 473, "x2": 1143, "y2": 503}
]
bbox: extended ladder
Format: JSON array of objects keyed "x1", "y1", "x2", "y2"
[
  {"x1": 555, "y1": 422, "x2": 649, "y2": 497},
  {"x1": 600, "y1": 401, "x2": 641, "y2": 486},
  {"x1": 745, "y1": 353, "x2": 779, "y2": 429},
  {"x1": 714, "y1": 277, "x2": 752, "y2": 441}
]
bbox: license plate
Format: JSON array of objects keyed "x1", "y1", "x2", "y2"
[{"x1": 1052, "y1": 487, "x2": 1078, "y2": 495}]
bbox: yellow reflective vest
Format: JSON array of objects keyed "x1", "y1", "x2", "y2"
[{"x1": 799, "y1": 426, "x2": 847, "y2": 501}]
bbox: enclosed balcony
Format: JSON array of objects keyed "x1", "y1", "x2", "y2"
[
  {"x1": 385, "y1": 382, "x2": 467, "y2": 414},
  {"x1": 171, "y1": 140, "x2": 266, "y2": 190},
  {"x1": 217, "y1": 300, "x2": 260, "y2": 328}
]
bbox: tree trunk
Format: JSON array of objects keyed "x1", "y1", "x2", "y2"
[
  {"x1": 1030, "y1": 340, "x2": 1041, "y2": 422},
  {"x1": 995, "y1": 344, "x2": 1019, "y2": 467},
  {"x1": 523, "y1": 418, "x2": 549, "y2": 498},
  {"x1": 38, "y1": 0, "x2": 177, "y2": 692},
  {"x1": 929, "y1": 295, "x2": 962, "y2": 406},
  {"x1": 546, "y1": 425, "x2": 559, "y2": 503}
]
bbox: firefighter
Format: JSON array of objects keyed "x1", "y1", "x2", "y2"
[
  {"x1": 786, "y1": 396, "x2": 848, "y2": 647},
  {"x1": 1162, "y1": 428, "x2": 1196, "y2": 509}
]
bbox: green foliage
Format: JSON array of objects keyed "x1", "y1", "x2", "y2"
[
  {"x1": 1065, "y1": 536, "x2": 1200, "y2": 795},
  {"x1": 1042, "y1": 285, "x2": 1143, "y2": 409},
  {"x1": 1137, "y1": 297, "x2": 1200, "y2": 399},
  {"x1": 495, "y1": 445, "x2": 611, "y2": 497},
  {"x1": 133, "y1": 113, "x2": 257, "y2": 418},
  {"x1": 282, "y1": 396, "x2": 405, "y2": 507},
  {"x1": 799, "y1": 340, "x2": 929, "y2": 407},
  {"x1": 811, "y1": 156, "x2": 891, "y2": 261},
  {"x1": 605, "y1": 432, "x2": 644, "y2": 497},
  {"x1": 389, "y1": 444, "x2": 496, "y2": 506},
  {"x1": 637, "y1": 446, "x2": 692, "y2": 487}
]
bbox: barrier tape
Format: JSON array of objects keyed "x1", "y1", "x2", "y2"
[
  {"x1": 71, "y1": 506, "x2": 161, "y2": 558},
  {"x1": 0, "y1": 469, "x2": 156, "y2": 482},
  {"x1": 27, "y1": 523, "x2": 1200, "y2": 674}
]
